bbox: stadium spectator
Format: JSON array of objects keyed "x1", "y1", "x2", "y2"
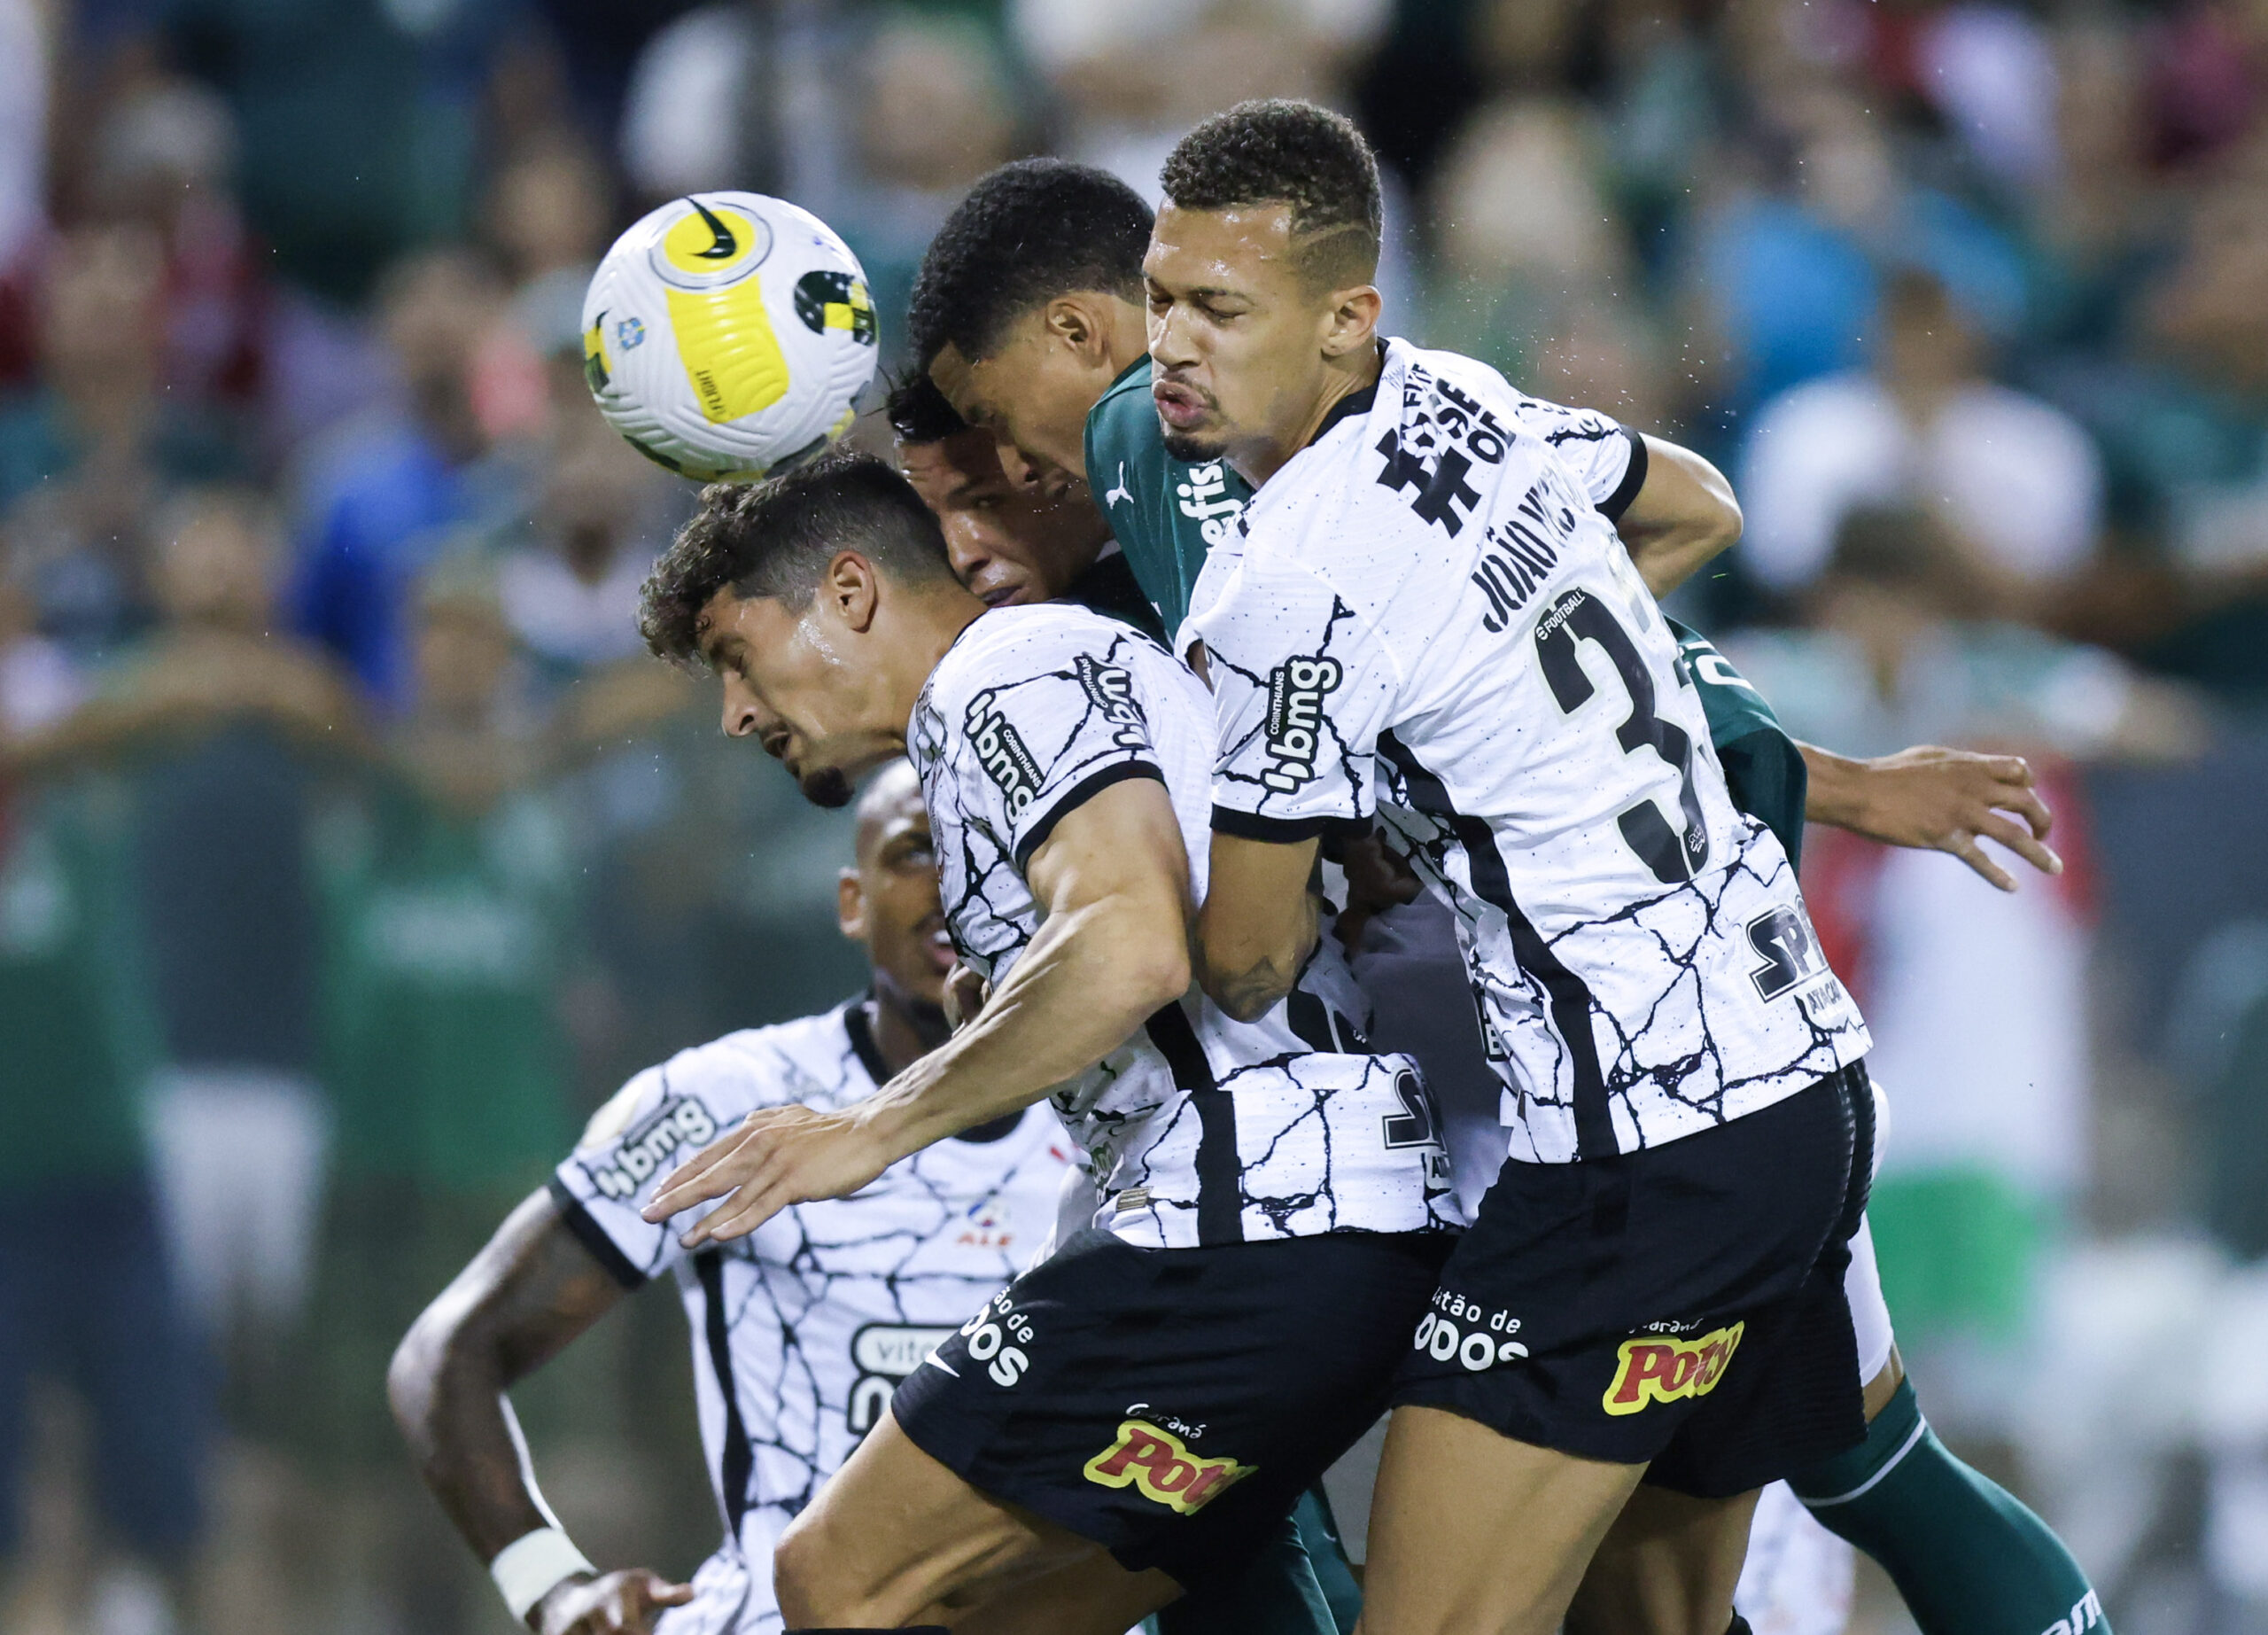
[
  {"x1": 497, "y1": 414, "x2": 673, "y2": 694},
  {"x1": 1739, "y1": 269, "x2": 2107, "y2": 615},
  {"x1": 0, "y1": 226, "x2": 248, "y2": 651},
  {"x1": 289, "y1": 249, "x2": 515, "y2": 711},
  {"x1": 1728, "y1": 503, "x2": 2202, "y2": 1448},
  {"x1": 14, "y1": 488, "x2": 358, "y2": 1366},
  {"x1": 0, "y1": 715, "x2": 206, "y2": 1635},
  {"x1": 304, "y1": 561, "x2": 580, "y2": 1629}
]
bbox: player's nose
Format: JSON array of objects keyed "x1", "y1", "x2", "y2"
[
  {"x1": 719, "y1": 673, "x2": 765, "y2": 738},
  {"x1": 943, "y1": 518, "x2": 991, "y2": 587},
  {"x1": 991, "y1": 432, "x2": 1039, "y2": 491}
]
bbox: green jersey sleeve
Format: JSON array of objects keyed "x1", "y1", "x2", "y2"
[
  {"x1": 1084, "y1": 357, "x2": 1253, "y2": 637},
  {"x1": 1669, "y1": 618, "x2": 1810, "y2": 867}
]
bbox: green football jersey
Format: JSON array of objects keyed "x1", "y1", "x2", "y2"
[
  {"x1": 1085, "y1": 357, "x2": 1241, "y2": 636},
  {"x1": 1670, "y1": 620, "x2": 1810, "y2": 866},
  {"x1": 1083, "y1": 355, "x2": 1811, "y2": 860}
]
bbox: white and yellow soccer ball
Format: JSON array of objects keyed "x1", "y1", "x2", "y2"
[{"x1": 580, "y1": 192, "x2": 879, "y2": 482}]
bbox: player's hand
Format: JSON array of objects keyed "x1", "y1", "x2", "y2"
[
  {"x1": 641, "y1": 1104, "x2": 894, "y2": 1246},
  {"x1": 1832, "y1": 746, "x2": 2062, "y2": 891},
  {"x1": 529, "y1": 1569, "x2": 693, "y2": 1634},
  {"x1": 943, "y1": 961, "x2": 990, "y2": 1031},
  {"x1": 1334, "y1": 829, "x2": 1423, "y2": 950}
]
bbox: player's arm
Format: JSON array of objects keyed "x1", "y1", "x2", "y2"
[
  {"x1": 387, "y1": 1190, "x2": 693, "y2": 1634},
  {"x1": 1615, "y1": 434, "x2": 1743, "y2": 598},
  {"x1": 1197, "y1": 831, "x2": 1323, "y2": 1021},
  {"x1": 643, "y1": 775, "x2": 1192, "y2": 1245},
  {"x1": 1800, "y1": 743, "x2": 2062, "y2": 891}
]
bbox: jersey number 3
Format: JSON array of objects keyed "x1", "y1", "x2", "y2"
[{"x1": 1534, "y1": 589, "x2": 1710, "y2": 884}]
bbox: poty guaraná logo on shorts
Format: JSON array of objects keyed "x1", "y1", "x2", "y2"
[
  {"x1": 1083, "y1": 1421, "x2": 1254, "y2": 1514},
  {"x1": 1602, "y1": 1321, "x2": 1744, "y2": 1415}
]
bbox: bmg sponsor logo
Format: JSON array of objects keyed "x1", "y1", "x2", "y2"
[
  {"x1": 1262, "y1": 655, "x2": 1342, "y2": 793},
  {"x1": 1082, "y1": 1421, "x2": 1253, "y2": 1514},
  {"x1": 586, "y1": 1097, "x2": 718, "y2": 1201},
  {"x1": 1601, "y1": 1322, "x2": 1744, "y2": 1416},
  {"x1": 967, "y1": 698, "x2": 1044, "y2": 816}
]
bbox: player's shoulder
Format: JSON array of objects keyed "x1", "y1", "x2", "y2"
[
  {"x1": 574, "y1": 1007, "x2": 863, "y2": 1151},
  {"x1": 936, "y1": 603, "x2": 1167, "y2": 696},
  {"x1": 1092, "y1": 356, "x2": 1155, "y2": 412},
  {"x1": 1084, "y1": 359, "x2": 1158, "y2": 461}
]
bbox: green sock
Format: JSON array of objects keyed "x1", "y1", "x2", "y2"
[{"x1": 1788, "y1": 1379, "x2": 2107, "y2": 1635}]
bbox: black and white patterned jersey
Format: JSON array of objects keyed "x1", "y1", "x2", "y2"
[
  {"x1": 548, "y1": 1001, "x2": 1073, "y2": 1635},
  {"x1": 909, "y1": 602, "x2": 1462, "y2": 1250},
  {"x1": 1185, "y1": 339, "x2": 1869, "y2": 1165}
]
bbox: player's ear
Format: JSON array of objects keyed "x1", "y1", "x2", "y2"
[
  {"x1": 1321, "y1": 284, "x2": 1382, "y2": 360},
  {"x1": 1045, "y1": 294, "x2": 1104, "y2": 363},
  {"x1": 825, "y1": 549, "x2": 881, "y2": 634},
  {"x1": 838, "y1": 865, "x2": 867, "y2": 942}
]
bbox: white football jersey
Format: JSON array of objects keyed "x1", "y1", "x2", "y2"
[
  {"x1": 550, "y1": 1003, "x2": 1073, "y2": 1635},
  {"x1": 1187, "y1": 339, "x2": 1869, "y2": 1164},
  {"x1": 911, "y1": 603, "x2": 1462, "y2": 1249}
]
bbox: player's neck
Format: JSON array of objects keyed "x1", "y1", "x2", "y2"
[
  {"x1": 1238, "y1": 340, "x2": 1385, "y2": 489},
  {"x1": 1098, "y1": 295, "x2": 1150, "y2": 384},
  {"x1": 867, "y1": 990, "x2": 948, "y2": 1074},
  {"x1": 896, "y1": 588, "x2": 990, "y2": 704}
]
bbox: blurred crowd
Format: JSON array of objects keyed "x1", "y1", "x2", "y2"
[{"x1": 5, "y1": 0, "x2": 2268, "y2": 1631}]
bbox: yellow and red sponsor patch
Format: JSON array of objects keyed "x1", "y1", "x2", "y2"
[
  {"x1": 1082, "y1": 1420, "x2": 1254, "y2": 1515},
  {"x1": 1602, "y1": 1321, "x2": 1744, "y2": 1416}
]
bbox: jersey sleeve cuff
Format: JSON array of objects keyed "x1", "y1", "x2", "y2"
[
  {"x1": 1599, "y1": 425, "x2": 1648, "y2": 522},
  {"x1": 1209, "y1": 806, "x2": 1367, "y2": 844},
  {"x1": 1012, "y1": 760, "x2": 1167, "y2": 871},
  {"x1": 548, "y1": 1175, "x2": 649, "y2": 1290}
]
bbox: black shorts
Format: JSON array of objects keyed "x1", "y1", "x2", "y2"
[
  {"x1": 890, "y1": 1226, "x2": 1452, "y2": 1589},
  {"x1": 1391, "y1": 1063, "x2": 1875, "y2": 1498}
]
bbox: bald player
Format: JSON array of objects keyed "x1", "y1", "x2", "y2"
[{"x1": 389, "y1": 763, "x2": 1072, "y2": 1635}]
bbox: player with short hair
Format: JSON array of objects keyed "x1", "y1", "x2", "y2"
[
  {"x1": 907, "y1": 138, "x2": 2106, "y2": 1635},
  {"x1": 387, "y1": 761, "x2": 1074, "y2": 1635},
  {"x1": 631, "y1": 452, "x2": 1462, "y2": 1635},
  {"x1": 887, "y1": 374, "x2": 1161, "y2": 641},
  {"x1": 1157, "y1": 97, "x2": 1870, "y2": 1635}
]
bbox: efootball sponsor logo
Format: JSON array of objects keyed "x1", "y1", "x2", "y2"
[
  {"x1": 1261, "y1": 656, "x2": 1342, "y2": 793},
  {"x1": 586, "y1": 1096, "x2": 718, "y2": 1201},
  {"x1": 967, "y1": 697, "x2": 1045, "y2": 816},
  {"x1": 1601, "y1": 1322, "x2": 1744, "y2": 1416},
  {"x1": 1083, "y1": 1421, "x2": 1253, "y2": 1514}
]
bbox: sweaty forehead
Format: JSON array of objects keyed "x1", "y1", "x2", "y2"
[
  {"x1": 899, "y1": 429, "x2": 1006, "y2": 500},
  {"x1": 1146, "y1": 202, "x2": 1301, "y2": 285}
]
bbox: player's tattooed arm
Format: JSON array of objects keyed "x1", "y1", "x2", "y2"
[
  {"x1": 1801, "y1": 743, "x2": 2063, "y2": 892},
  {"x1": 1196, "y1": 830, "x2": 1324, "y2": 1021},
  {"x1": 646, "y1": 775, "x2": 1195, "y2": 1245},
  {"x1": 388, "y1": 1190, "x2": 693, "y2": 1632},
  {"x1": 1613, "y1": 436, "x2": 1743, "y2": 598}
]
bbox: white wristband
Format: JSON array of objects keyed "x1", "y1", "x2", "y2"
[{"x1": 491, "y1": 1527, "x2": 596, "y2": 1622}]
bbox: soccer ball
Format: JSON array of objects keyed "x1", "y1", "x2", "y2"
[{"x1": 580, "y1": 192, "x2": 879, "y2": 482}]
